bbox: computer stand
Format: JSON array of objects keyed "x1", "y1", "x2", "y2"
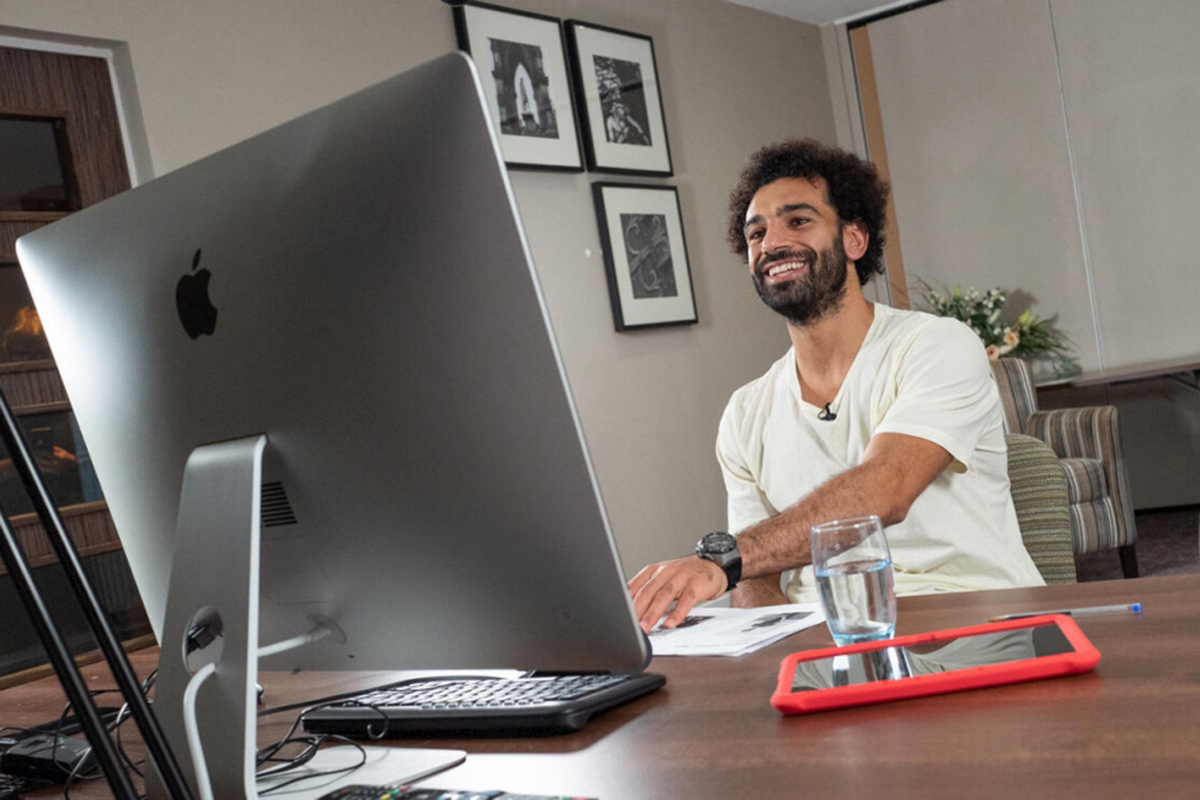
[{"x1": 149, "y1": 435, "x2": 465, "y2": 800}]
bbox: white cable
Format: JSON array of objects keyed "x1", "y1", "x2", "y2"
[
  {"x1": 183, "y1": 662, "x2": 217, "y2": 800},
  {"x1": 257, "y1": 619, "x2": 334, "y2": 659},
  {"x1": 179, "y1": 619, "x2": 335, "y2": 800}
]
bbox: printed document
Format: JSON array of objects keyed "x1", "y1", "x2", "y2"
[{"x1": 648, "y1": 603, "x2": 825, "y2": 656}]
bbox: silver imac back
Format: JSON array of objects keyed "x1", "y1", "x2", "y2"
[{"x1": 17, "y1": 52, "x2": 648, "y2": 676}]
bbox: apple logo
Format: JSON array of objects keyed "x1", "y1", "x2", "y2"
[{"x1": 175, "y1": 248, "x2": 218, "y2": 339}]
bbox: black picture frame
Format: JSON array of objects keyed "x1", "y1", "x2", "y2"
[
  {"x1": 592, "y1": 183, "x2": 696, "y2": 331},
  {"x1": 566, "y1": 20, "x2": 673, "y2": 176},
  {"x1": 453, "y1": 1, "x2": 583, "y2": 172}
]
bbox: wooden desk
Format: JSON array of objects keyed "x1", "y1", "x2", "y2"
[
  {"x1": 7, "y1": 574, "x2": 1199, "y2": 798},
  {"x1": 1040, "y1": 355, "x2": 1200, "y2": 392},
  {"x1": 1034, "y1": 356, "x2": 1200, "y2": 509}
]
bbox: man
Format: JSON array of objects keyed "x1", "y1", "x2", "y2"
[{"x1": 628, "y1": 139, "x2": 1044, "y2": 632}]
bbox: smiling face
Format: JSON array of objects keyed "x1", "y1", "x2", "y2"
[{"x1": 743, "y1": 177, "x2": 866, "y2": 327}]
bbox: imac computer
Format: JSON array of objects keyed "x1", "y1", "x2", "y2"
[{"x1": 17, "y1": 52, "x2": 653, "y2": 798}]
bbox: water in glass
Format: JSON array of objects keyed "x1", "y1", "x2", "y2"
[{"x1": 811, "y1": 516, "x2": 897, "y2": 646}]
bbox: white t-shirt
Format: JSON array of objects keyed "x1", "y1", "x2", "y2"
[{"x1": 717, "y1": 303, "x2": 1045, "y2": 602}]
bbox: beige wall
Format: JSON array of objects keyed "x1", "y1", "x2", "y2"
[{"x1": 0, "y1": 0, "x2": 837, "y2": 574}]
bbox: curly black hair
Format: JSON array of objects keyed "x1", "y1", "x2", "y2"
[{"x1": 727, "y1": 138, "x2": 890, "y2": 286}]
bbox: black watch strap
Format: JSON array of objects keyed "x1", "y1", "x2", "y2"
[
  {"x1": 720, "y1": 556, "x2": 741, "y2": 592},
  {"x1": 696, "y1": 531, "x2": 742, "y2": 592}
]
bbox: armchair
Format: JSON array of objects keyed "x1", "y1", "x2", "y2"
[
  {"x1": 1005, "y1": 433, "x2": 1076, "y2": 584},
  {"x1": 990, "y1": 358, "x2": 1139, "y2": 577}
]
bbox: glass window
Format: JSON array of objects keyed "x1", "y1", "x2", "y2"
[
  {"x1": 0, "y1": 410, "x2": 104, "y2": 516},
  {"x1": 0, "y1": 264, "x2": 53, "y2": 363},
  {"x1": 0, "y1": 116, "x2": 75, "y2": 212}
]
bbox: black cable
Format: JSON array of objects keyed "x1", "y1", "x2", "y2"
[
  {"x1": 255, "y1": 733, "x2": 367, "y2": 796},
  {"x1": 60, "y1": 691, "x2": 127, "y2": 797},
  {"x1": 248, "y1": 696, "x2": 397, "y2": 796},
  {"x1": 0, "y1": 725, "x2": 36, "y2": 740},
  {"x1": 0, "y1": 506, "x2": 136, "y2": 799},
  {"x1": 14, "y1": 674, "x2": 155, "y2": 796},
  {"x1": 255, "y1": 707, "x2": 312, "y2": 768},
  {"x1": 112, "y1": 700, "x2": 145, "y2": 778},
  {"x1": 255, "y1": 736, "x2": 321, "y2": 777},
  {"x1": 113, "y1": 673, "x2": 156, "y2": 783},
  {"x1": 61, "y1": 739, "x2": 103, "y2": 800},
  {"x1": 4, "y1": 697, "x2": 102, "y2": 800}
]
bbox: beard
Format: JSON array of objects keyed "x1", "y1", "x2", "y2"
[{"x1": 751, "y1": 232, "x2": 849, "y2": 327}]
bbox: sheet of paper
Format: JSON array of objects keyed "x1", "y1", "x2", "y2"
[{"x1": 647, "y1": 603, "x2": 826, "y2": 656}]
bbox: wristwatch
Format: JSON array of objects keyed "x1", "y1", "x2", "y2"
[{"x1": 696, "y1": 531, "x2": 742, "y2": 592}]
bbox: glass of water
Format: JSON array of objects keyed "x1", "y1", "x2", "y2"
[{"x1": 811, "y1": 515, "x2": 896, "y2": 646}]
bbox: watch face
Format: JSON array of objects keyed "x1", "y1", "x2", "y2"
[{"x1": 701, "y1": 532, "x2": 736, "y2": 555}]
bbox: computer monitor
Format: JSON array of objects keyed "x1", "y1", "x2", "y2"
[{"x1": 17, "y1": 52, "x2": 649, "y2": 798}]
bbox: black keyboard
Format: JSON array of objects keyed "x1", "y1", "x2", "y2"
[{"x1": 301, "y1": 672, "x2": 665, "y2": 738}]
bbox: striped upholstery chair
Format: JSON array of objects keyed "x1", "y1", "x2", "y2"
[
  {"x1": 1005, "y1": 433, "x2": 1077, "y2": 584},
  {"x1": 991, "y1": 358, "x2": 1139, "y2": 577}
]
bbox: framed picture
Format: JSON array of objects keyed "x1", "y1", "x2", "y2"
[
  {"x1": 453, "y1": 1, "x2": 583, "y2": 171},
  {"x1": 592, "y1": 183, "x2": 696, "y2": 331},
  {"x1": 566, "y1": 21, "x2": 673, "y2": 176}
]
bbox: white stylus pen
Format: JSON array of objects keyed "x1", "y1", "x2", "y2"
[{"x1": 988, "y1": 602, "x2": 1142, "y2": 622}]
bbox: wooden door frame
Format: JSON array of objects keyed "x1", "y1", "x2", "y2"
[
  {"x1": 821, "y1": 18, "x2": 917, "y2": 310},
  {"x1": 0, "y1": 30, "x2": 151, "y2": 187},
  {"x1": 847, "y1": 25, "x2": 910, "y2": 310}
]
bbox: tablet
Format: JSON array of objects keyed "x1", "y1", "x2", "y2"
[{"x1": 771, "y1": 614, "x2": 1100, "y2": 715}]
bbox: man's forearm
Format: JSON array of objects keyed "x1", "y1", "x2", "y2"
[
  {"x1": 736, "y1": 467, "x2": 883, "y2": 578},
  {"x1": 730, "y1": 573, "x2": 787, "y2": 607},
  {"x1": 628, "y1": 434, "x2": 950, "y2": 631},
  {"x1": 736, "y1": 433, "x2": 953, "y2": 580}
]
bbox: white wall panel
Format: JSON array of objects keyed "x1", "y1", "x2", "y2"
[
  {"x1": 865, "y1": 0, "x2": 1101, "y2": 369},
  {"x1": 1050, "y1": 0, "x2": 1200, "y2": 367}
]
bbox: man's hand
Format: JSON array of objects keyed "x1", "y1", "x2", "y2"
[{"x1": 627, "y1": 556, "x2": 727, "y2": 632}]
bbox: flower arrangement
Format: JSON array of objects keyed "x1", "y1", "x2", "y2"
[{"x1": 918, "y1": 283, "x2": 1079, "y2": 377}]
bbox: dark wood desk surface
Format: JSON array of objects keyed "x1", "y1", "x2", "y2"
[
  {"x1": 1039, "y1": 354, "x2": 1200, "y2": 390},
  {"x1": 6, "y1": 574, "x2": 1199, "y2": 798}
]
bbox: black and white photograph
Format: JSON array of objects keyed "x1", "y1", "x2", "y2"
[
  {"x1": 593, "y1": 184, "x2": 695, "y2": 331},
  {"x1": 620, "y1": 211, "x2": 676, "y2": 299},
  {"x1": 647, "y1": 613, "x2": 712, "y2": 637},
  {"x1": 594, "y1": 56, "x2": 651, "y2": 146},
  {"x1": 490, "y1": 38, "x2": 558, "y2": 139},
  {"x1": 454, "y1": 2, "x2": 582, "y2": 171},
  {"x1": 567, "y1": 21, "x2": 672, "y2": 175}
]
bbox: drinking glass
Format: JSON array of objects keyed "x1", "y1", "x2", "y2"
[{"x1": 811, "y1": 515, "x2": 897, "y2": 646}]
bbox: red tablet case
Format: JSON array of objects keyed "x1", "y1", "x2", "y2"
[{"x1": 771, "y1": 614, "x2": 1100, "y2": 715}]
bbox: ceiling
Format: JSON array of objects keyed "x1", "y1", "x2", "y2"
[{"x1": 723, "y1": 0, "x2": 909, "y2": 26}]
